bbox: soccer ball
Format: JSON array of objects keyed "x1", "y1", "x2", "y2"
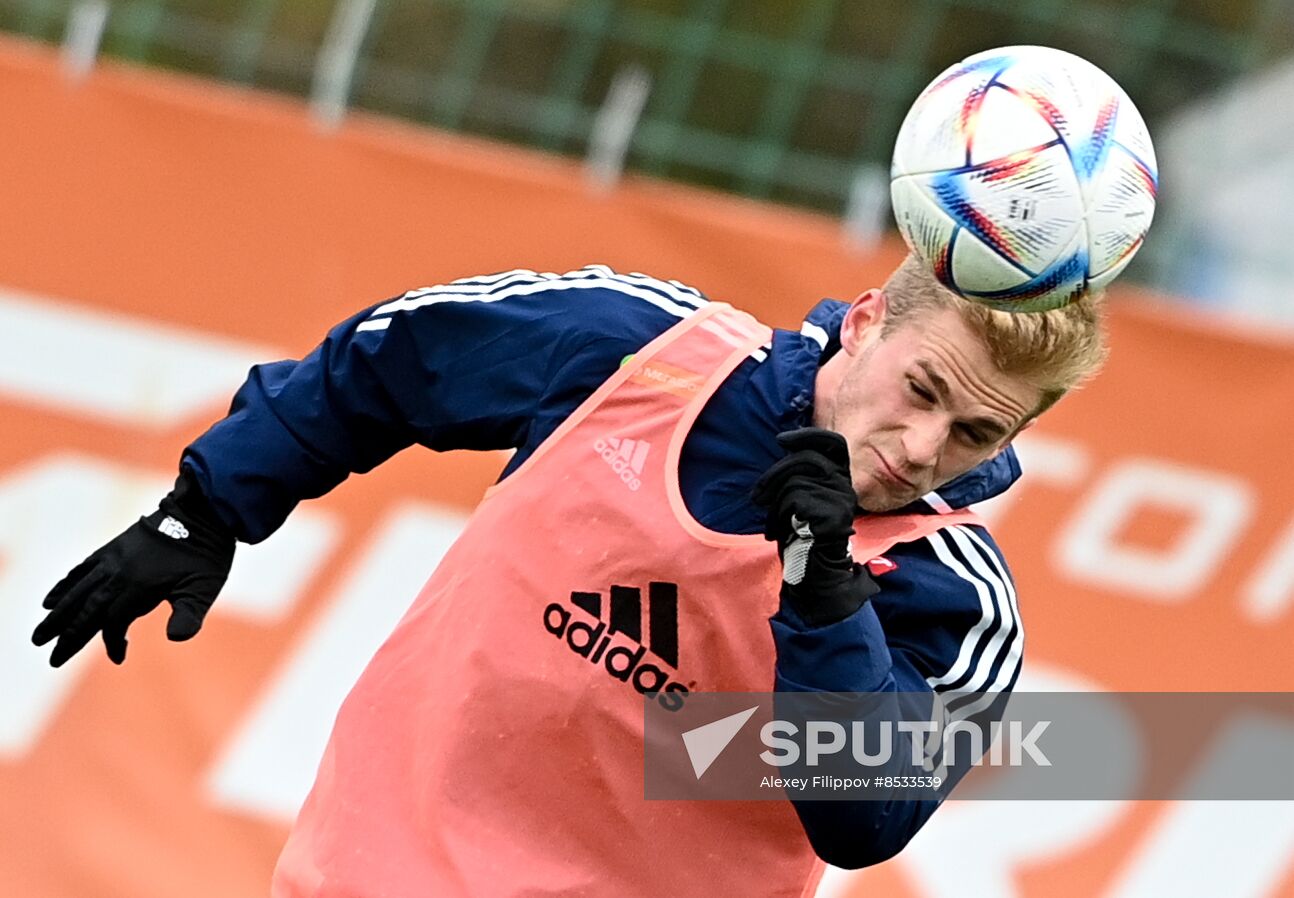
[{"x1": 890, "y1": 46, "x2": 1158, "y2": 312}]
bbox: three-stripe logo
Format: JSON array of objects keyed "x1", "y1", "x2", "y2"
[
  {"x1": 543, "y1": 582, "x2": 691, "y2": 711},
  {"x1": 593, "y1": 436, "x2": 650, "y2": 491}
]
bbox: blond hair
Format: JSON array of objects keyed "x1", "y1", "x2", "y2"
[{"x1": 881, "y1": 254, "x2": 1108, "y2": 418}]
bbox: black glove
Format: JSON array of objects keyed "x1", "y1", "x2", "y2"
[
  {"x1": 752, "y1": 428, "x2": 879, "y2": 627},
  {"x1": 32, "y1": 468, "x2": 236, "y2": 667}
]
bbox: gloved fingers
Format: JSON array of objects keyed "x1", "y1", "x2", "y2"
[
  {"x1": 778, "y1": 472, "x2": 856, "y2": 509},
  {"x1": 774, "y1": 428, "x2": 851, "y2": 469},
  {"x1": 41, "y1": 556, "x2": 99, "y2": 611},
  {"x1": 165, "y1": 601, "x2": 204, "y2": 642},
  {"x1": 165, "y1": 577, "x2": 219, "y2": 641},
  {"x1": 752, "y1": 454, "x2": 846, "y2": 506},
  {"x1": 46, "y1": 587, "x2": 120, "y2": 672},
  {"x1": 32, "y1": 564, "x2": 110, "y2": 647},
  {"x1": 758, "y1": 452, "x2": 839, "y2": 483},
  {"x1": 49, "y1": 625, "x2": 104, "y2": 668},
  {"x1": 102, "y1": 621, "x2": 130, "y2": 665},
  {"x1": 777, "y1": 478, "x2": 856, "y2": 534},
  {"x1": 46, "y1": 572, "x2": 131, "y2": 667},
  {"x1": 97, "y1": 586, "x2": 168, "y2": 664}
]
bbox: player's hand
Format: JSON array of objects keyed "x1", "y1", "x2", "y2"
[
  {"x1": 32, "y1": 470, "x2": 235, "y2": 667},
  {"x1": 752, "y1": 428, "x2": 878, "y2": 627}
]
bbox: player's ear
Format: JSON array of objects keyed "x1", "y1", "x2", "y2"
[{"x1": 839, "y1": 289, "x2": 887, "y2": 357}]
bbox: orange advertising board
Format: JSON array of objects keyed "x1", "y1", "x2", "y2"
[{"x1": 0, "y1": 35, "x2": 1290, "y2": 898}]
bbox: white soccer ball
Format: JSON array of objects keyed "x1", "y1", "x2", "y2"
[{"x1": 890, "y1": 46, "x2": 1158, "y2": 312}]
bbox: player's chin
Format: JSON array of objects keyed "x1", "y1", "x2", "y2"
[{"x1": 855, "y1": 482, "x2": 920, "y2": 513}]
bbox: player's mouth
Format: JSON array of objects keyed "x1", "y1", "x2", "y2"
[{"x1": 871, "y1": 448, "x2": 918, "y2": 491}]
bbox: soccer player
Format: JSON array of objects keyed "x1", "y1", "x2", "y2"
[{"x1": 33, "y1": 257, "x2": 1104, "y2": 895}]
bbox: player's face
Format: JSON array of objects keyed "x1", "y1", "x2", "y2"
[{"x1": 814, "y1": 290, "x2": 1041, "y2": 512}]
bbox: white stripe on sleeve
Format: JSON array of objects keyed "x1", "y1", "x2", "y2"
[
  {"x1": 358, "y1": 266, "x2": 770, "y2": 361},
  {"x1": 924, "y1": 528, "x2": 1002, "y2": 690},
  {"x1": 943, "y1": 526, "x2": 1023, "y2": 722},
  {"x1": 924, "y1": 526, "x2": 1020, "y2": 708}
]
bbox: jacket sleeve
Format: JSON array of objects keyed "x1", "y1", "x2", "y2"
[
  {"x1": 768, "y1": 522, "x2": 1022, "y2": 868},
  {"x1": 181, "y1": 267, "x2": 692, "y2": 542}
]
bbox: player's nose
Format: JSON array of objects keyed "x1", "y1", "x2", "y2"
[{"x1": 901, "y1": 420, "x2": 945, "y2": 471}]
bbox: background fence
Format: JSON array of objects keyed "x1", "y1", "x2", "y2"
[{"x1": 3, "y1": 0, "x2": 1294, "y2": 278}]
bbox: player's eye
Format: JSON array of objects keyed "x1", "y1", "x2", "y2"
[
  {"x1": 908, "y1": 379, "x2": 936, "y2": 403},
  {"x1": 958, "y1": 424, "x2": 990, "y2": 446}
]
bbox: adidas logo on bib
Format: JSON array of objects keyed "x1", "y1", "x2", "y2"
[
  {"x1": 593, "y1": 436, "x2": 649, "y2": 491},
  {"x1": 543, "y1": 582, "x2": 691, "y2": 711}
]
